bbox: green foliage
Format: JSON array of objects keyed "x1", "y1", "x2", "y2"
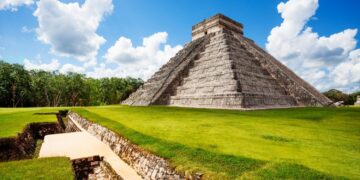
[
  {"x1": 0, "y1": 61, "x2": 31, "y2": 107},
  {"x1": 0, "y1": 157, "x2": 74, "y2": 179},
  {"x1": 323, "y1": 89, "x2": 360, "y2": 105},
  {"x1": 0, "y1": 60, "x2": 143, "y2": 107},
  {"x1": 74, "y1": 106, "x2": 360, "y2": 179}
]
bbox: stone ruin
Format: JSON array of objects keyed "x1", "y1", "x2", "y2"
[
  {"x1": 123, "y1": 14, "x2": 332, "y2": 109},
  {"x1": 355, "y1": 96, "x2": 360, "y2": 105}
]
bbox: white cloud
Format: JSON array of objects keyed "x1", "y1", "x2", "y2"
[
  {"x1": 24, "y1": 58, "x2": 60, "y2": 72},
  {"x1": 33, "y1": 0, "x2": 113, "y2": 63},
  {"x1": 0, "y1": 0, "x2": 34, "y2": 11},
  {"x1": 330, "y1": 50, "x2": 360, "y2": 86},
  {"x1": 266, "y1": 0, "x2": 360, "y2": 92},
  {"x1": 23, "y1": 58, "x2": 87, "y2": 74},
  {"x1": 59, "y1": 63, "x2": 85, "y2": 74},
  {"x1": 21, "y1": 26, "x2": 34, "y2": 33},
  {"x1": 96, "y1": 32, "x2": 182, "y2": 79}
]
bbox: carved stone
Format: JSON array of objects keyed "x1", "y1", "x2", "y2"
[{"x1": 123, "y1": 14, "x2": 332, "y2": 109}]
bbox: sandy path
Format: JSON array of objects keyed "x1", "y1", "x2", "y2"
[{"x1": 39, "y1": 121, "x2": 142, "y2": 180}]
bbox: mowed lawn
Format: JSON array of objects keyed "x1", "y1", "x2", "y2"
[
  {"x1": 0, "y1": 157, "x2": 74, "y2": 179},
  {"x1": 0, "y1": 108, "x2": 74, "y2": 180},
  {"x1": 0, "y1": 107, "x2": 65, "y2": 137},
  {"x1": 75, "y1": 106, "x2": 360, "y2": 179}
]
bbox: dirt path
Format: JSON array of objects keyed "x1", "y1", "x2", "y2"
[{"x1": 39, "y1": 122, "x2": 142, "y2": 180}]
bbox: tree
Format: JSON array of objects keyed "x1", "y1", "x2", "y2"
[
  {"x1": 323, "y1": 89, "x2": 360, "y2": 105},
  {"x1": 0, "y1": 60, "x2": 144, "y2": 107},
  {"x1": 0, "y1": 61, "x2": 31, "y2": 107}
]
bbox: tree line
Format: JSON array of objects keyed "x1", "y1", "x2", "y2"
[
  {"x1": 323, "y1": 89, "x2": 360, "y2": 105},
  {"x1": 0, "y1": 60, "x2": 143, "y2": 107}
]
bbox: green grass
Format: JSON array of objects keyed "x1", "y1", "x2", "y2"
[
  {"x1": 0, "y1": 108, "x2": 74, "y2": 179},
  {"x1": 0, "y1": 106, "x2": 358, "y2": 179},
  {"x1": 73, "y1": 105, "x2": 360, "y2": 179},
  {"x1": 0, "y1": 107, "x2": 66, "y2": 137},
  {"x1": 0, "y1": 157, "x2": 74, "y2": 179}
]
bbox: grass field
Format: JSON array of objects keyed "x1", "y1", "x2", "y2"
[
  {"x1": 0, "y1": 107, "x2": 66, "y2": 137},
  {"x1": 0, "y1": 106, "x2": 359, "y2": 179},
  {"x1": 0, "y1": 108, "x2": 74, "y2": 179},
  {"x1": 0, "y1": 157, "x2": 74, "y2": 179},
  {"x1": 74, "y1": 105, "x2": 360, "y2": 179}
]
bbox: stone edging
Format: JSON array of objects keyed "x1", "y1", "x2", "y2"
[{"x1": 67, "y1": 112, "x2": 183, "y2": 180}]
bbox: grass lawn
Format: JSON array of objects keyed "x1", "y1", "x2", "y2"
[
  {"x1": 0, "y1": 157, "x2": 74, "y2": 179},
  {"x1": 0, "y1": 107, "x2": 66, "y2": 137},
  {"x1": 74, "y1": 105, "x2": 360, "y2": 179},
  {"x1": 0, "y1": 108, "x2": 74, "y2": 179}
]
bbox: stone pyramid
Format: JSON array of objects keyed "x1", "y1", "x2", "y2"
[{"x1": 123, "y1": 14, "x2": 332, "y2": 109}]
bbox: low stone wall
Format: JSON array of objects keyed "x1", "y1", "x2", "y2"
[
  {"x1": 65, "y1": 116, "x2": 81, "y2": 132},
  {"x1": 0, "y1": 122, "x2": 64, "y2": 161},
  {"x1": 68, "y1": 112, "x2": 184, "y2": 180},
  {"x1": 72, "y1": 155, "x2": 121, "y2": 180}
]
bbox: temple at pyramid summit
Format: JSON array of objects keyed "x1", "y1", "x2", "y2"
[{"x1": 123, "y1": 14, "x2": 332, "y2": 109}]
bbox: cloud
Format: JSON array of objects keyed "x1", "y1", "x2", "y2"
[
  {"x1": 59, "y1": 63, "x2": 85, "y2": 74},
  {"x1": 24, "y1": 58, "x2": 60, "y2": 72},
  {"x1": 23, "y1": 58, "x2": 87, "y2": 75},
  {"x1": 0, "y1": 0, "x2": 34, "y2": 11},
  {"x1": 33, "y1": 0, "x2": 113, "y2": 63},
  {"x1": 95, "y1": 32, "x2": 182, "y2": 79},
  {"x1": 266, "y1": 0, "x2": 360, "y2": 92},
  {"x1": 330, "y1": 50, "x2": 360, "y2": 86},
  {"x1": 21, "y1": 26, "x2": 34, "y2": 33}
]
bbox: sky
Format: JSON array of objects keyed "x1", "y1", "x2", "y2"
[{"x1": 0, "y1": 0, "x2": 359, "y2": 93}]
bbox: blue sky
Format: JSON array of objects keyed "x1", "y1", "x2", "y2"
[{"x1": 0, "y1": 0, "x2": 359, "y2": 92}]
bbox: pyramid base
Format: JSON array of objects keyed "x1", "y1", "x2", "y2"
[{"x1": 169, "y1": 93, "x2": 298, "y2": 109}]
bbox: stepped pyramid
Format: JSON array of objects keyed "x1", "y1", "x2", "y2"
[{"x1": 123, "y1": 14, "x2": 332, "y2": 109}]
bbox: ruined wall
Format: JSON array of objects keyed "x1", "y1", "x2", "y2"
[
  {"x1": 72, "y1": 155, "x2": 121, "y2": 180},
  {"x1": 67, "y1": 112, "x2": 186, "y2": 180},
  {"x1": 0, "y1": 122, "x2": 63, "y2": 161}
]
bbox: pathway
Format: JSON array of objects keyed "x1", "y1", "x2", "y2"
[{"x1": 39, "y1": 119, "x2": 142, "y2": 180}]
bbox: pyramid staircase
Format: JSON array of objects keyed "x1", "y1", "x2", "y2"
[{"x1": 123, "y1": 14, "x2": 332, "y2": 109}]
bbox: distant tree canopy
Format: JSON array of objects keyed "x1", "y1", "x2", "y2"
[
  {"x1": 0, "y1": 60, "x2": 143, "y2": 107},
  {"x1": 323, "y1": 89, "x2": 360, "y2": 105}
]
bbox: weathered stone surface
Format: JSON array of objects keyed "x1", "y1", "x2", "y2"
[
  {"x1": 123, "y1": 14, "x2": 332, "y2": 109},
  {"x1": 73, "y1": 155, "x2": 122, "y2": 180},
  {"x1": 355, "y1": 96, "x2": 360, "y2": 105},
  {"x1": 68, "y1": 112, "x2": 184, "y2": 180}
]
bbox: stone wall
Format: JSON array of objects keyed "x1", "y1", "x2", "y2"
[
  {"x1": 65, "y1": 116, "x2": 81, "y2": 132},
  {"x1": 67, "y1": 112, "x2": 186, "y2": 180},
  {"x1": 0, "y1": 122, "x2": 63, "y2": 161},
  {"x1": 355, "y1": 96, "x2": 360, "y2": 105},
  {"x1": 72, "y1": 155, "x2": 121, "y2": 180}
]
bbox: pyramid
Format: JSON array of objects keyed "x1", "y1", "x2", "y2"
[{"x1": 123, "y1": 14, "x2": 332, "y2": 109}]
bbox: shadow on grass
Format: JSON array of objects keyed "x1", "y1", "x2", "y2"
[
  {"x1": 248, "y1": 163, "x2": 347, "y2": 180},
  {"x1": 262, "y1": 135, "x2": 293, "y2": 143},
  {"x1": 74, "y1": 108, "x2": 345, "y2": 179}
]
